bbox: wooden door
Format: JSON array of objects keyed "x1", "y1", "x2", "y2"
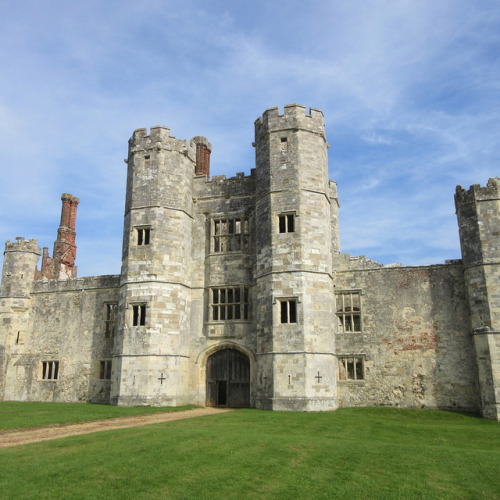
[{"x1": 206, "y1": 349, "x2": 250, "y2": 407}]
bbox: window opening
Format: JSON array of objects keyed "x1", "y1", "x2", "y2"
[
  {"x1": 338, "y1": 356, "x2": 365, "y2": 380},
  {"x1": 213, "y1": 217, "x2": 249, "y2": 252},
  {"x1": 280, "y1": 299, "x2": 297, "y2": 323},
  {"x1": 16, "y1": 331, "x2": 20, "y2": 344},
  {"x1": 42, "y1": 361, "x2": 59, "y2": 380},
  {"x1": 278, "y1": 214, "x2": 295, "y2": 233},
  {"x1": 336, "y1": 292, "x2": 361, "y2": 332},
  {"x1": 99, "y1": 360, "x2": 112, "y2": 379},
  {"x1": 105, "y1": 303, "x2": 118, "y2": 338},
  {"x1": 137, "y1": 227, "x2": 151, "y2": 245},
  {"x1": 211, "y1": 286, "x2": 250, "y2": 321},
  {"x1": 132, "y1": 304, "x2": 147, "y2": 326}
]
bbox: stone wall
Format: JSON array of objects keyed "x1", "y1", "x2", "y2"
[
  {"x1": 2, "y1": 275, "x2": 119, "y2": 403},
  {"x1": 335, "y1": 261, "x2": 479, "y2": 412}
]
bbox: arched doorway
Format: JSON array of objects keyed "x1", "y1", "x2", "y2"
[{"x1": 206, "y1": 349, "x2": 250, "y2": 408}]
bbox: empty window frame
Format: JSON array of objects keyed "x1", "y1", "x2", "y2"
[
  {"x1": 213, "y1": 217, "x2": 249, "y2": 252},
  {"x1": 132, "y1": 304, "x2": 147, "y2": 326},
  {"x1": 338, "y1": 356, "x2": 365, "y2": 381},
  {"x1": 280, "y1": 299, "x2": 297, "y2": 324},
  {"x1": 211, "y1": 286, "x2": 250, "y2": 321},
  {"x1": 137, "y1": 227, "x2": 151, "y2": 246},
  {"x1": 336, "y1": 292, "x2": 361, "y2": 332},
  {"x1": 104, "y1": 303, "x2": 118, "y2": 338},
  {"x1": 99, "y1": 360, "x2": 112, "y2": 380},
  {"x1": 278, "y1": 213, "x2": 295, "y2": 233},
  {"x1": 41, "y1": 361, "x2": 59, "y2": 380}
]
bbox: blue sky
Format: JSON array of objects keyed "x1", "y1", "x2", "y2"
[{"x1": 1, "y1": 0, "x2": 499, "y2": 277}]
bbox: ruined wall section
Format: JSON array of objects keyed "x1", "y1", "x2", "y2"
[
  {"x1": 335, "y1": 264, "x2": 478, "y2": 412},
  {"x1": 456, "y1": 177, "x2": 500, "y2": 420},
  {"x1": 254, "y1": 104, "x2": 337, "y2": 411},
  {"x1": 2, "y1": 275, "x2": 119, "y2": 403}
]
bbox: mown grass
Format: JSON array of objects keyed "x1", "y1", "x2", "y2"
[
  {"x1": 0, "y1": 405, "x2": 498, "y2": 499},
  {"x1": 0, "y1": 401, "x2": 197, "y2": 429}
]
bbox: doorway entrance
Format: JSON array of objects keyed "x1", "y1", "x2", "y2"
[{"x1": 206, "y1": 349, "x2": 250, "y2": 408}]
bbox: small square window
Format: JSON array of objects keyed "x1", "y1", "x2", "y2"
[
  {"x1": 280, "y1": 299, "x2": 297, "y2": 323},
  {"x1": 105, "y1": 303, "x2": 118, "y2": 338},
  {"x1": 278, "y1": 214, "x2": 295, "y2": 233},
  {"x1": 336, "y1": 292, "x2": 361, "y2": 332},
  {"x1": 41, "y1": 361, "x2": 59, "y2": 380},
  {"x1": 99, "y1": 360, "x2": 112, "y2": 380},
  {"x1": 137, "y1": 227, "x2": 151, "y2": 246},
  {"x1": 210, "y1": 286, "x2": 250, "y2": 322},
  {"x1": 338, "y1": 356, "x2": 365, "y2": 381},
  {"x1": 132, "y1": 304, "x2": 147, "y2": 326}
]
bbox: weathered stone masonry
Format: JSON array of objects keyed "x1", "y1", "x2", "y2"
[{"x1": 0, "y1": 104, "x2": 499, "y2": 419}]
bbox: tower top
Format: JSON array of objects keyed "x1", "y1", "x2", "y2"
[
  {"x1": 4, "y1": 237, "x2": 41, "y2": 255},
  {"x1": 128, "y1": 126, "x2": 196, "y2": 162},
  {"x1": 455, "y1": 177, "x2": 500, "y2": 209},
  {"x1": 254, "y1": 104, "x2": 325, "y2": 141}
]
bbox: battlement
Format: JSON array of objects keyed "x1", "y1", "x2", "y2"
[
  {"x1": 455, "y1": 177, "x2": 500, "y2": 208},
  {"x1": 254, "y1": 104, "x2": 325, "y2": 140},
  {"x1": 128, "y1": 126, "x2": 197, "y2": 161},
  {"x1": 4, "y1": 237, "x2": 41, "y2": 255}
]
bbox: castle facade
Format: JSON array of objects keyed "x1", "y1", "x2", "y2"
[{"x1": 1, "y1": 105, "x2": 499, "y2": 419}]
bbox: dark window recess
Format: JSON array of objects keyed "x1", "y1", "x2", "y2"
[
  {"x1": 336, "y1": 292, "x2": 361, "y2": 332},
  {"x1": 42, "y1": 361, "x2": 59, "y2": 380},
  {"x1": 105, "y1": 303, "x2": 118, "y2": 338},
  {"x1": 137, "y1": 228, "x2": 150, "y2": 245},
  {"x1": 132, "y1": 304, "x2": 146, "y2": 326},
  {"x1": 280, "y1": 300, "x2": 297, "y2": 323},
  {"x1": 338, "y1": 356, "x2": 365, "y2": 380},
  {"x1": 211, "y1": 286, "x2": 250, "y2": 321},
  {"x1": 213, "y1": 218, "x2": 250, "y2": 253},
  {"x1": 278, "y1": 214, "x2": 295, "y2": 233},
  {"x1": 99, "y1": 360, "x2": 112, "y2": 379}
]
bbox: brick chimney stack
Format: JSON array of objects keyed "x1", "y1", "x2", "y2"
[
  {"x1": 40, "y1": 193, "x2": 79, "y2": 279},
  {"x1": 193, "y1": 136, "x2": 212, "y2": 177}
]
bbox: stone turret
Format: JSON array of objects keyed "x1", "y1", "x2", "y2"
[
  {"x1": 0, "y1": 237, "x2": 41, "y2": 399},
  {"x1": 112, "y1": 126, "x2": 198, "y2": 406},
  {"x1": 455, "y1": 177, "x2": 500, "y2": 420},
  {"x1": 1, "y1": 238, "x2": 41, "y2": 297},
  {"x1": 254, "y1": 104, "x2": 337, "y2": 411}
]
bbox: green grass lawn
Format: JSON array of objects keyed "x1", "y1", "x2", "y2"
[
  {"x1": 0, "y1": 401, "x2": 197, "y2": 429},
  {"x1": 0, "y1": 405, "x2": 498, "y2": 499}
]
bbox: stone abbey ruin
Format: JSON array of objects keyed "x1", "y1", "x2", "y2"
[{"x1": 1, "y1": 105, "x2": 499, "y2": 419}]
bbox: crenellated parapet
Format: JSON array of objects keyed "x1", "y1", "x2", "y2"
[
  {"x1": 128, "y1": 126, "x2": 196, "y2": 163},
  {"x1": 455, "y1": 177, "x2": 500, "y2": 208},
  {"x1": 254, "y1": 104, "x2": 327, "y2": 142},
  {"x1": 4, "y1": 237, "x2": 41, "y2": 255}
]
